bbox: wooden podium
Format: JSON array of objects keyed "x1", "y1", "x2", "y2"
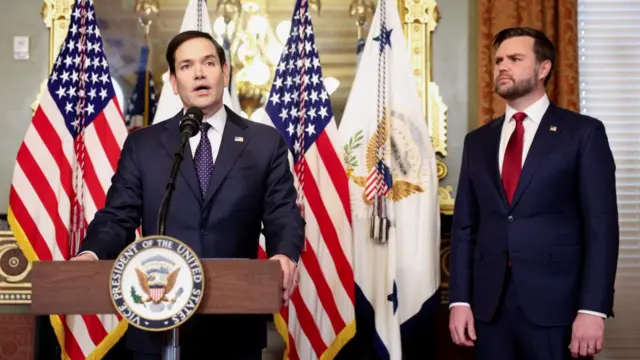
[
  {"x1": 29, "y1": 259, "x2": 283, "y2": 315},
  {"x1": 26, "y1": 258, "x2": 282, "y2": 359}
]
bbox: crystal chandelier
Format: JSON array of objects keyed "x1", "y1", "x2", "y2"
[{"x1": 212, "y1": 0, "x2": 339, "y2": 118}]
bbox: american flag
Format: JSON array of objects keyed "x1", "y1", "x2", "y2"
[
  {"x1": 124, "y1": 42, "x2": 157, "y2": 132},
  {"x1": 7, "y1": 0, "x2": 128, "y2": 358},
  {"x1": 261, "y1": 0, "x2": 355, "y2": 358}
]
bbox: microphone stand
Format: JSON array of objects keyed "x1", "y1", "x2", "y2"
[{"x1": 157, "y1": 131, "x2": 192, "y2": 360}]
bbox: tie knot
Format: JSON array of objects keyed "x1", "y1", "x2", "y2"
[
  {"x1": 200, "y1": 122, "x2": 212, "y2": 133},
  {"x1": 512, "y1": 112, "x2": 527, "y2": 123}
]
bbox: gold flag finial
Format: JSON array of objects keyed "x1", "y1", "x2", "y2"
[
  {"x1": 349, "y1": 0, "x2": 375, "y2": 39},
  {"x1": 135, "y1": 0, "x2": 160, "y2": 36}
]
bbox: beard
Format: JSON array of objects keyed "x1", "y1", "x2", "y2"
[{"x1": 494, "y1": 69, "x2": 538, "y2": 101}]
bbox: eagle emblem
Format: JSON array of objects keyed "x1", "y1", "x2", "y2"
[
  {"x1": 344, "y1": 114, "x2": 424, "y2": 204},
  {"x1": 131, "y1": 255, "x2": 183, "y2": 311}
]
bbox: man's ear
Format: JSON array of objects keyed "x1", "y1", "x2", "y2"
[
  {"x1": 538, "y1": 60, "x2": 552, "y2": 83},
  {"x1": 170, "y1": 73, "x2": 178, "y2": 95},
  {"x1": 222, "y1": 63, "x2": 230, "y2": 88}
]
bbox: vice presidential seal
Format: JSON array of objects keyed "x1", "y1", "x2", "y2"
[{"x1": 109, "y1": 236, "x2": 205, "y2": 332}]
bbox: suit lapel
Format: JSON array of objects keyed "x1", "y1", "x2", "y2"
[
  {"x1": 160, "y1": 112, "x2": 202, "y2": 203},
  {"x1": 485, "y1": 116, "x2": 509, "y2": 209},
  {"x1": 510, "y1": 104, "x2": 561, "y2": 208},
  {"x1": 203, "y1": 107, "x2": 251, "y2": 206}
]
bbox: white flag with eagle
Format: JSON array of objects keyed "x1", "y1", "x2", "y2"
[{"x1": 338, "y1": 0, "x2": 440, "y2": 358}]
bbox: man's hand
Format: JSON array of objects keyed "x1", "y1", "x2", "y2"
[
  {"x1": 569, "y1": 313, "x2": 605, "y2": 358},
  {"x1": 449, "y1": 306, "x2": 476, "y2": 346},
  {"x1": 270, "y1": 254, "x2": 299, "y2": 306},
  {"x1": 70, "y1": 252, "x2": 98, "y2": 261}
]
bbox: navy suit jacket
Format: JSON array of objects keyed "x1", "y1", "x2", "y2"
[
  {"x1": 80, "y1": 106, "x2": 304, "y2": 352},
  {"x1": 449, "y1": 103, "x2": 619, "y2": 327}
]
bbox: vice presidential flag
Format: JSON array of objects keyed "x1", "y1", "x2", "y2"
[
  {"x1": 8, "y1": 0, "x2": 128, "y2": 358},
  {"x1": 338, "y1": 0, "x2": 441, "y2": 358}
]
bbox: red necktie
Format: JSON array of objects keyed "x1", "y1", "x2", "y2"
[
  {"x1": 502, "y1": 112, "x2": 526, "y2": 267},
  {"x1": 502, "y1": 112, "x2": 527, "y2": 204}
]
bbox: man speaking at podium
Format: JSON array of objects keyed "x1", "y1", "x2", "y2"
[{"x1": 71, "y1": 30, "x2": 304, "y2": 360}]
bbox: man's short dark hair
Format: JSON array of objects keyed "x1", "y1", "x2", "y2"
[
  {"x1": 165, "y1": 30, "x2": 226, "y2": 74},
  {"x1": 493, "y1": 27, "x2": 556, "y2": 85}
]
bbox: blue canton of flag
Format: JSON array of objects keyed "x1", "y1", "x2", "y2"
[
  {"x1": 48, "y1": 1, "x2": 119, "y2": 139},
  {"x1": 124, "y1": 44, "x2": 157, "y2": 131},
  {"x1": 265, "y1": 0, "x2": 332, "y2": 162}
]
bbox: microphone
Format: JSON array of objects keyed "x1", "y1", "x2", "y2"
[
  {"x1": 157, "y1": 106, "x2": 204, "y2": 236},
  {"x1": 179, "y1": 106, "x2": 204, "y2": 145},
  {"x1": 158, "y1": 105, "x2": 203, "y2": 360}
]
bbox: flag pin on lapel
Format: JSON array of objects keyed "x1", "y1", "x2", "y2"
[
  {"x1": 550, "y1": 125, "x2": 557, "y2": 132},
  {"x1": 234, "y1": 136, "x2": 244, "y2": 142}
]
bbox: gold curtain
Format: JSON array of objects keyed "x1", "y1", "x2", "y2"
[{"x1": 477, "y1": 0, "x2": 579, "y2": 125}]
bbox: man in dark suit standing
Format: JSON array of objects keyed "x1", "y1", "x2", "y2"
[
  {"x1": 71, "y1": 31, "x2": 304, "y2": 359},
  {"x1": 448, "y1": 27, "x2": 619, "y2": 359}
]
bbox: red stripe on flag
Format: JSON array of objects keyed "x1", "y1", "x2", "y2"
[
  {"x1": 32, "y1": 107, "x2": 73, "y2": 200},
  {"x1": 300, "y1": 237, "x2": 346, "y2": 334},
  {"x1": 316, "y1": 132, "x2": 352, "y2": 224},
  {"x1": 302, "y1": 157, "x2": 355, "y2": 303},
  {"x1": 9, "y1": 188, "x2": 54, "y2": 260},
  {"x1": 59, "y1": 315, "x2": 86, "y2": 360},
  {"x1": 16, "y1": 144, "x2": 70, "y2": 258},
  {"x1": 92, "y1": 111, "x2": 123, "y2": 171},
  {"x1": 291, "y1": 290, "x2": 327, "y2": 356},
  {"x1": 258, "y1": 245, "x2": 268, "y2": 260},
  {"x1": 82, "y1": 314, "x2": 109, "y2": 348},
  {"x1": 278, "y1": 306, "x2": 301, "y2": 360},
  {"x1": 111, "y1": 95, "x2": 124, "y2": 118},
  {"x1": 287, "y1": 332, "x2": 300, "y2": 360},
  {"x1": 80, "y1": 146, "x2": 107, "y2": 209}
]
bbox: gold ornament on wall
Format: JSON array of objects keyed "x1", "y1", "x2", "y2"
[
  {"x1": 400, "y1": 0, "x2": 453, "y2": 215},
  {"x1": 0, "y1": 232, "x2": 32, "y2": 305}
]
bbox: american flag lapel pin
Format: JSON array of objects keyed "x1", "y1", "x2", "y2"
[
  {"x1": 550, "y1": 125, "x2": 557, "y2": 132},
  {"x1": 234, "y1": 136, "x2": 244, "y2": 142}
]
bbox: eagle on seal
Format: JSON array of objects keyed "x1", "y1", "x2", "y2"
[{"x1": 135, "y1": 266, "x2": 181, "y2": 304}]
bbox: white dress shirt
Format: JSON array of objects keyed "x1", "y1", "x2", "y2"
[
  {"x1": 78, "y1": 107, "x2": 227, "y2": 260},
  {"x1": 190, "y1": 106, "x2": 227, "y2": 161},
  {"x1": 450, "y1": 94, "x2": 606, "y2": 319}
]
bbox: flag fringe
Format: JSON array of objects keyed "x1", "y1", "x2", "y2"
[
  {"x1": 320, "y1": 319, "x2": 356, "y2": 360},
  {"x1": 8, "y1": 207, "x2": 128, "y2": 360},
  {"x1": 273, "y1": 313, "x2": 290, "y2": 360},
  {"x1": 273, "y1": 312, "x2": 356, "y2": 360}
]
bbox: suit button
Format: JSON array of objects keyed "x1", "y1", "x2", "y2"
[
  {"x1": 508, "y1": 216, "x2": 514, "y2": 222},
  {"x1": 200, "y1": 229, "x2": 208, "y2": 236}
]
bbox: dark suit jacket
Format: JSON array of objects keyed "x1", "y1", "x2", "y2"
[
  {"x1": 449, "y1": 103, "x2": 619, "y2": 327},
  {"x1": 80, "y1": 106, "x2": 304, "y2": 353}
]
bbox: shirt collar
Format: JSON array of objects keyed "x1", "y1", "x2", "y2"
[
  {"x1": 202, "y1": 106, "x2": 227, "y2": 133},
  {"x1": 183, "y1": 106, "x2": 227, "y2": 133},
  {"x1": 505, "y1": 93, "x2": 550, "y2": 124}
]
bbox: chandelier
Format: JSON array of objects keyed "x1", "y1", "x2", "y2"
[{"x1": 212, "y1": 0, "x2": 339, "y2": 118}]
